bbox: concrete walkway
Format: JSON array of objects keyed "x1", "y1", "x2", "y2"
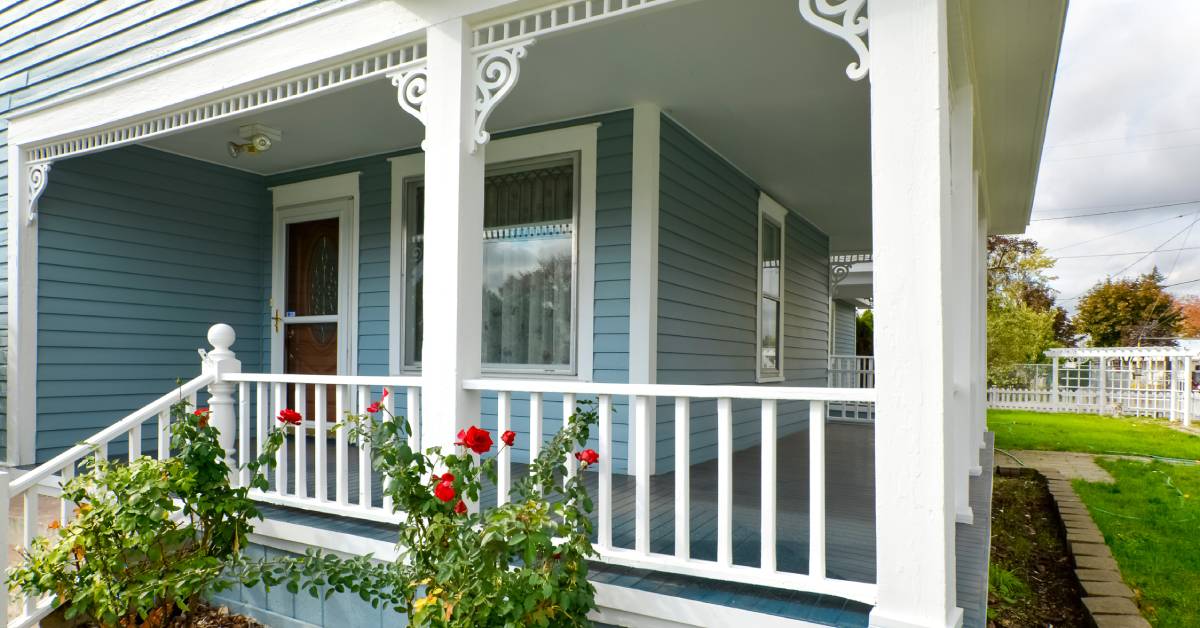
[{"x1": 997, "y1": 449, "x2": 1116, "y2": 483}]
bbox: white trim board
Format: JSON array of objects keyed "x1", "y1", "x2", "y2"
[
  {"x1": 387, "y1": 124, "x2": 598, "y2": 381},
  {"x1": 590, "y1": 582, "x2": 826, "y2": 628},
  {"x1": 270, "y1": 172, "x2": 361, "y2": 376}
]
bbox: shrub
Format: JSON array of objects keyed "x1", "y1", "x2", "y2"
[
  {"x1": 238, "y1": 391, "x2": 601, "y2": 627},
  {"x1": 8, "y1": 402, "x2": 284, "y2": 627}
]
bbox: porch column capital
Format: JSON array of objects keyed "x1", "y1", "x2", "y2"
[
  {"x1": 798, "y1": 0, "x2": 870, "y2": 81},
  {"x1": 26, "y1": 162, "x2": 51, "y2": 225}
]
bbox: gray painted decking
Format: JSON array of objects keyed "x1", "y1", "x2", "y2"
[{"x1": 259, "y1": 424, "x2": 994, "y2": 627}]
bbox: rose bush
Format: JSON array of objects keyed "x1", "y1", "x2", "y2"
[
  {"x1": 8, "y1": 401, "x2": 289, "y2": 627},
  {"x1": 237, "y1": 396, "x2": 602, "y2": 627}
]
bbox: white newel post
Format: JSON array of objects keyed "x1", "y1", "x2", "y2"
[
  {"x1": 203, "y1": 324, "x2": 241, "y2": 474},
  {"x1": 868, "y1": 0, "x2": 962, "y2": 626},
  {"x1": 420, "y1": 17, "x2": 485, "y2": 451}
]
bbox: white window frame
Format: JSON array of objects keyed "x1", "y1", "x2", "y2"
[
  {"x1": 388, "y1": 124, "x2": 598, "y2": 381},
  {"x1": 270, "y1": 172, "x2": 361, "y2": 376},
  {"x1": 757, "y1": 193, "x2": 789, "y2": 383}
]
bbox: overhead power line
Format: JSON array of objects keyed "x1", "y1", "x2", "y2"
[
  {"x1": 1056, "y1": 246, "x2": 1200, "y2": 260},
  {"x1": 1031, "y1": 200, "x2": 1200, "y2": 222},
  {"x1": 1050, "y1": 213, "x2": 1189, "y2": 253},
  {"x1": 1045, "y1": 126, "x2": 1200, "y2": 150}
]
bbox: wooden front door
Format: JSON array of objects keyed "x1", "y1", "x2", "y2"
[{"x1": 283, "y1": 217, "x2": 340, "y2": 377}]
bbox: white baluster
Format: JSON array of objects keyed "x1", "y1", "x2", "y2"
[
  {"x1": 294, "y1": 384, "x2": 308, "y2": 499},
  {"x1": 336, "y1": 385, "x2": 349, "y2": 505},
  {"x1": 382, "y1": 387, "x2": 394, "y2": 512},
  {"x1": 128, "y1": 421, "x2": 141, "y2": 461},
  {"x1": 158, "y1": 408, "x2": 171, "y2": 459},
  {"x1": 497, "y1": 391, "x2": 512, "y2": 506},
  {"x1": 22, "y1": 490, "x2": 36, "y2": 615},
  {"x1": 674, "y1": 397, "x2": 690, "y2": 560},
  {"x1": 598, "y1": 394, "x2": 612, "y2": 550},
  {"x1": 562, "y1": 393, "x2": 577, "y2": 485},
  {"x1": 358, "y1": 387, "x2": 372, "y2": 508},
  {"x1": 315, "y1": 384, "x2": 328, "y2": 502},
  {"x1": 634, "y1": 394, "x2": 652, "y2": 555},
  {"x1": 59, "y1": 465, "x2": 74, "y2": 524},
  {"x1": 273, "y1": 383, "x2": 287, "y2": 494},
  {"x1": 406, "y1": 386, "x2": 421, "y2": 452},
  {"x1": 256, "y1": 383, "x2": 268, "y2": 468},
  {"x1": 761, "y1": 399, "x2": 778, "y2": 572},
  {"x1": 716, "y1": 397, "x2": 733, "y2": 567},
  {"x1": 529, "y1": 392, "x2": 543, "y2": 460},
  {"x1": 809, "y1": 400, "x2": 827, "y2": 579},
  {"x1": 238, "y1": 382, "x2": 250, "y2": 488}
]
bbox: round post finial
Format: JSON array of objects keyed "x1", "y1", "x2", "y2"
[{"x1": 208, "y1": 323, "x2": 236, "y2": 353}]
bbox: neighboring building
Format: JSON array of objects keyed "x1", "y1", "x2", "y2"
[{"x1": 0, "y1": 1, "x2": 1066, "y2": 627}]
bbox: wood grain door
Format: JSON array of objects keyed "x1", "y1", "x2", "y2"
[{"x1": 282, "y1": 217, "x2": 339, "y2": 414}]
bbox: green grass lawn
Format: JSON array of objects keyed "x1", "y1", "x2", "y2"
[
  {"x1": 988, "y1": 409, "x2": 1200, "y2": 461},
  {"x1": 1075, "y1": 459, "x2": 1200, "y2": 627}
]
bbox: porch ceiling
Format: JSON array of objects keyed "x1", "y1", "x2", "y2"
[{"x1": 144, "y1": 0, "x2": 874, "y2": 250}]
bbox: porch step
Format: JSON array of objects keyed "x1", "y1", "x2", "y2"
[{"x1": 244, "y1": 504, "x2": 870, "y2": 627}]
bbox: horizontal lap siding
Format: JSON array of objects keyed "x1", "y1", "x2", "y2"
[
  {"x1": 834, "y1": 300, "x2": 857, "y2": 356},
  {"x1": 36, "y1": 146, "x2": 269, "y2": 461},
  {"x1": 0, "y1": 0, "x2": 334, "y2": 461},
  {"x1": 656, "y1": 117, "x2": 830, "y2": 470}
]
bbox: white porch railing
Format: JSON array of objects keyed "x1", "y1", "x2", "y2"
[
  {"x1": 828, "y1": 355, "x2": 874, "y2": 389},
  {"x1": 463, "y1": 379, "x2": 879, "y2": 605},
  {"x1": 1, "y1": 374, "x2": 213, "y2": 627},
  {"x1": 220, "y1": 373, "x2": 424, "y2": 524}
]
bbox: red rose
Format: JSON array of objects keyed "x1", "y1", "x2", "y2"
[
  {"x1": 278, "y1": 408, "x2": 303, "y2": 426},
  {"x1": 434, "y1": 478, "x2": 456, "y2": 502},
  {"x1": 455, "y1": 426, "x2": 493, "y2": 454},
  {"x1": 454, "y1": 499, "x2": 467, "y2": 515},
  {"x1": 366, "y1": 401, "x2": 383, "y2": 414},
  {"x1": 575, "y1": 449, "x2": 599, "y2": 465},
  {"x1": 193, "y1": 408, "x2": 209, "y2": 417},
  {"x1": 381, "y1": 388, "x2": 390, "y2": 400},
  {"x1": 501, "y1": 430, "x2": 516, "y2": 447}
]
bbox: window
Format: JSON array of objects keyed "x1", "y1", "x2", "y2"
[
  {"x1": 758, "y1": 195, "x2": 787, "y2": 382},
  {"x1": 402, "y1": 155, "x2": 580, "y2": 373}
]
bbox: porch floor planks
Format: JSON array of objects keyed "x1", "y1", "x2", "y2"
[{"x1": 259, "y1": 422, "x2": 879, "y2": 625}]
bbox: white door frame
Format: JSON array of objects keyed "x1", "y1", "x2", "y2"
[{"x1": 270, "y1": 173, "x2": 361, "y2": 376}]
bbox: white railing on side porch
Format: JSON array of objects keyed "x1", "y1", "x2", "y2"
[
  {"x1": 828, "y1": 355, "x2": 874, "y2": 389},
  {"x1": 0, "y1": 374, "x2": 214, "y2": 627},
  {"x1": 463, "y1": 379, "x2": 879, "y2": 606}
]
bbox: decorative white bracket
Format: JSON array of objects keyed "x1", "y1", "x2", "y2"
[
  {"x1": 830, "y1": 261, "x2": 854, "y2": 290},
  {"x1": 472, "y1": 39, "x2": 535, "y2": 153},
  {"x1": 26, "y1": 163, "x2": 51, "y2": 225},
  {"x1": 389, "y1": 65, "x2": 428, "y2": 126},
  {"x1": 798, "y1": 0, "x2": 869, "y2": 81}
]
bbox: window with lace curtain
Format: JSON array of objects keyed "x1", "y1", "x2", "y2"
[{"x1": 402, "y1": 154, "x2": 579, "y2": 373}]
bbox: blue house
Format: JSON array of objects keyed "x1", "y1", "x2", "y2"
[{"x1": 0, "y1": 1, "x2": 1067, "y2": 626}]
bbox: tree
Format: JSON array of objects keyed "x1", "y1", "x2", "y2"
[
  {"x1": 987, "y1": 301, "x2": 1058, "y2": 385},
  {"x1": 1178, "y1": 295, "x2": 1200, "y2": 338},
  {"x1": 855, "y1": 309, "x2": 873, "y2": 356},
  {"x1": 1073, "y1": 269, "x2": 1182, "y2": 346},
  {"x1": 987, "y1": 235, "x2": 1074, "y2": 346}
]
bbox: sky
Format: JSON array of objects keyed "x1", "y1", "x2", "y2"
[{"x1": 1025, "y1": 0, "x2": 1200, "y2": 313}]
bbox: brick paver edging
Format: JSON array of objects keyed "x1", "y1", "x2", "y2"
[{"x1": 996, "y1": 466, "x2": 1150, "y2": 628}]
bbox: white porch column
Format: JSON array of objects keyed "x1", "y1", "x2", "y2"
[
  {"x1": 6, "y1": 147, "x2": 42, "y2": 465},
  {"x1": 629, "y1": 103, "x2": 661, "y2": 474},
  {"x1": 420, "y1": 17, "x2": 485, "y2": 450},
  {"x1": 948, "y1": 77, "x2": 974, "y2": 522},
  {"x1": 971, "y1": 182, "x2": 987, "y2": 471},
  {"x1": 868, "y1": 0, "x2": 962, "y2": 626},
  {"x1": 1184, "y1": 356, "x2": 1194, "y2": 427}
]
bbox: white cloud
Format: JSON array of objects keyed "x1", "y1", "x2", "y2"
[{"x1": 1026, "y1": 0, "x2": 1200, "y2": 311}]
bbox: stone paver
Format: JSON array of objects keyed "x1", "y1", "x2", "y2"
[
  {"x1": 999, "y1": 450, "x2": 1116, "y2": 482},
  {"x1": 1083, "y1": 597, "x2": 1141, "y2": 616},
  {"x1": 1093, "y1": 615, "x2": 1153, "y2": 628},
  {"x1": 1077, "y1": 569, "x2": 1124, "y2": 583},
  {"x1": 1076, "y1": 555, "x2": 1121, "y2": 571},
  {"x1": 1071, "y1": 542, "x2": 1114, "y2": 558},
  {"x1": 1067, "y1": 530, "x2": 1107, "y2": 544},
  {"x1": 1081, "y1": 580, "x2": 1135, "y2": 598}
]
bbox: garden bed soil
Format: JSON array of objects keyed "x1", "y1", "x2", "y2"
[
  {"x1": 988, "y1": 474, "x2": 1090, "y2": 627},
  {"x1": 41, "y1": 603, "x2": 265, "y2": 628}
]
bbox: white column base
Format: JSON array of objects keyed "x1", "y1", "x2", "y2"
[
  {"x1": 870, "y1": 607, "x2": 964, "y2": 628},
  {"x1": 955, "y1": 507, "x2": 974, "y2": 525},
  {"x1": 969, "y1": 465, "x2": 982, "y2": 477}
]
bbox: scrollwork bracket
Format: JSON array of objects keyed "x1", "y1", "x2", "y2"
[
  {"x1": 389, "y1": 66, "x2": 429, "y2": 126},
  {"x1": 473, "y1": 39, "x2": 535, "y2": 153},
  {"x1": 26, "y1": 163, "x2": 51, "y2": 225},
  {"x1": 798, "y1": 0, "x2": 869, "y2": 81}
]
